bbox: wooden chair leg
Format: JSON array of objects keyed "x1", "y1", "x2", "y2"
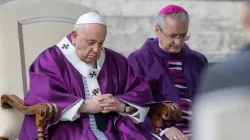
[
  {"x1": 36, "y1": 113, "x2": 46, "y2": 140},
  {"x1": 0, "y1": 137, "x2": 9, "y2": 140}
]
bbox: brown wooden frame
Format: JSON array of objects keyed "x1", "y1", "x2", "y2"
[
  {"x1": 149, "y1": 102, "x2": 182, "y2": 135},
  {"x1": 0, "y1": 137, "x2": 9, "y2": 140},
  {"x1": 0, "y1": 94, "x2": 181, "y2": 139},
  {"x1": 0, "y1": 94, "x2": 59, "y2": 140}
]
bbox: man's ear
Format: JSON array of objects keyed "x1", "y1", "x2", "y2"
[
  {"x1": 155, "y1": 25, "x2": 161, "y2": 38},
  {"x1": 71, "y1": 31, "x2": 77, "y2": 44}
]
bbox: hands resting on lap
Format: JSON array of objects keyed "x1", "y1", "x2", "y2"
[{"x1": 79, "y1": 93, "x2": 126, "y2": 114}]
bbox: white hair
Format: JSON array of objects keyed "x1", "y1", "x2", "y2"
[{"x1": 156, "y1": 12, "x2": 189, "y2": 28}]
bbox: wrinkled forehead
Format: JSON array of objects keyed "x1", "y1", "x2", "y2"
[
  {"x1": 164, "y1": 16, "x2": 188, "y2": 30},
  {"x1": 79, "y1": 24, "x2": 106, "y2": 41},
  {"x1": 162, "y1": 26, "x2": 187, "y2": 36}
]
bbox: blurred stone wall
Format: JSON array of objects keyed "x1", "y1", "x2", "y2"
[
  {"x1": 0, "y1": 0, "x2": 245, "y2": 62},
  {"x1": 0, "y1": 0, "x2": 14, "y2": 5}
]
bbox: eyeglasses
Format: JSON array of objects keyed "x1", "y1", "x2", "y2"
[{"x1": 159, "y1": 26, "x2": 191, "y2": 41}]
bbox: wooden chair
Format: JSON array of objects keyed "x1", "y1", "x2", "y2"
[{"x1": 0, "y1": 0, "x2": 182, "y2": 139}]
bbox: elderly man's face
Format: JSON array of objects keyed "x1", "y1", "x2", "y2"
[
  {"x1": 71, "y1": 24, "x2": 106, "y2": 64},
  {"x1": 156, "y1": 16, "x2": 188, "y2": 53}
]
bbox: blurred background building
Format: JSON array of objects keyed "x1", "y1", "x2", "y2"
[{"x1": 0, "y1": 0, "x2": 245, "y2": 62}]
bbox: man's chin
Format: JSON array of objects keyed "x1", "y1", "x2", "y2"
[
  {"x1": 168, "y1": 49, "x2": 182, "y2": 54},
  {"x1": 84, "y1": 60, "x2": 95, "y2": 64},
  {"x1": 85, "y1": 58, "x2": 99, "y2": 64}
]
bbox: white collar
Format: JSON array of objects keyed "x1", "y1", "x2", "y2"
[{"x1": 158, "y1": 40, "x2": 169, "y2": 52}]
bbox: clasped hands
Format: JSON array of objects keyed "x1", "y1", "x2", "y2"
[{"x1": 80, "y1": 93, "x2": 125, "y2": 114}]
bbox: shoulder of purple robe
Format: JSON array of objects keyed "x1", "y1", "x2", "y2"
[
  {"x1": 127, "y1": 40, "x2": 174, "y2": 104},
  {"x1": 127, "y1": 49, "x2": 148, "y2": 78},
  {"x1": 188, "y1": 48, "x2": 208, "y2": 70},
  {"x1": 24, "y1": 46, "x2": 82, "y2": 126},
  {"x1": 104, "y1": 48, "x2": 154, "y2": 106},
  {"x1": 183, "y1": 45, "x2": 209, "y2": 99},
  {"x1": 127, "y1": 38, "x2": 157, "y2": 76}
]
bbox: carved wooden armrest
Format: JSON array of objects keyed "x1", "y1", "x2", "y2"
[
  {"x1": 148, "y1": 102, "x2": 182, "y2": 136},
  {"x1": 0, "y1": 94, "x2": 59, "y2": 140}
]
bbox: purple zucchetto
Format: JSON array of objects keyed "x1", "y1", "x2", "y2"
[{"x1": 158, "y1": 4, "x2": 188, "y2": 16}]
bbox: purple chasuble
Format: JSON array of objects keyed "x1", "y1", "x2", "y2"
[
  {"x1": 18, "y1": 35, "x2": 165, "y2": 140},
  {"x1": 128, "y1": 38, "x2": 207, "y2": 135}
]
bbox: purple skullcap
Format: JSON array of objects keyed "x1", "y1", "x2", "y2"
[{"x1": 158, "y1": 4, "x2": 188, "y2": 16}]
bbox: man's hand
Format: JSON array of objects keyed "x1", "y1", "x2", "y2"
[
  {"x1": 164, "y1": 127, "x2": 188, "y2": 140},
  {"x1": 98, "y1": 94, "x2": 125, "y2": 113},
  {"x1": 79, "y1": 96, "x2": 103, "y2": 114}
]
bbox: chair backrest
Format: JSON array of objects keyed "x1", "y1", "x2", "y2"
[
  {"x1": 192, "y1": 87, "x2": 250, "y2": 140},
  {"x1": 0, "y1": 0, "x2": 91, "y2": 139}
]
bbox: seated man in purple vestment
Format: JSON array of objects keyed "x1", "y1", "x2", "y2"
[
  {"x1": 19, "y1": 11, "x2": 165, "y2": 140},
  {"x1": 128, "y1": 4, "x2": 208, "y2": 140}
]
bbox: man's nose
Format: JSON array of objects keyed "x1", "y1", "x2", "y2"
[
  {"x1": 174, "y1": 38, "x2": 182, "y2": 46},
  {"x1": 92, "y1": 44, "x2": 100, "y2": 53}
]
